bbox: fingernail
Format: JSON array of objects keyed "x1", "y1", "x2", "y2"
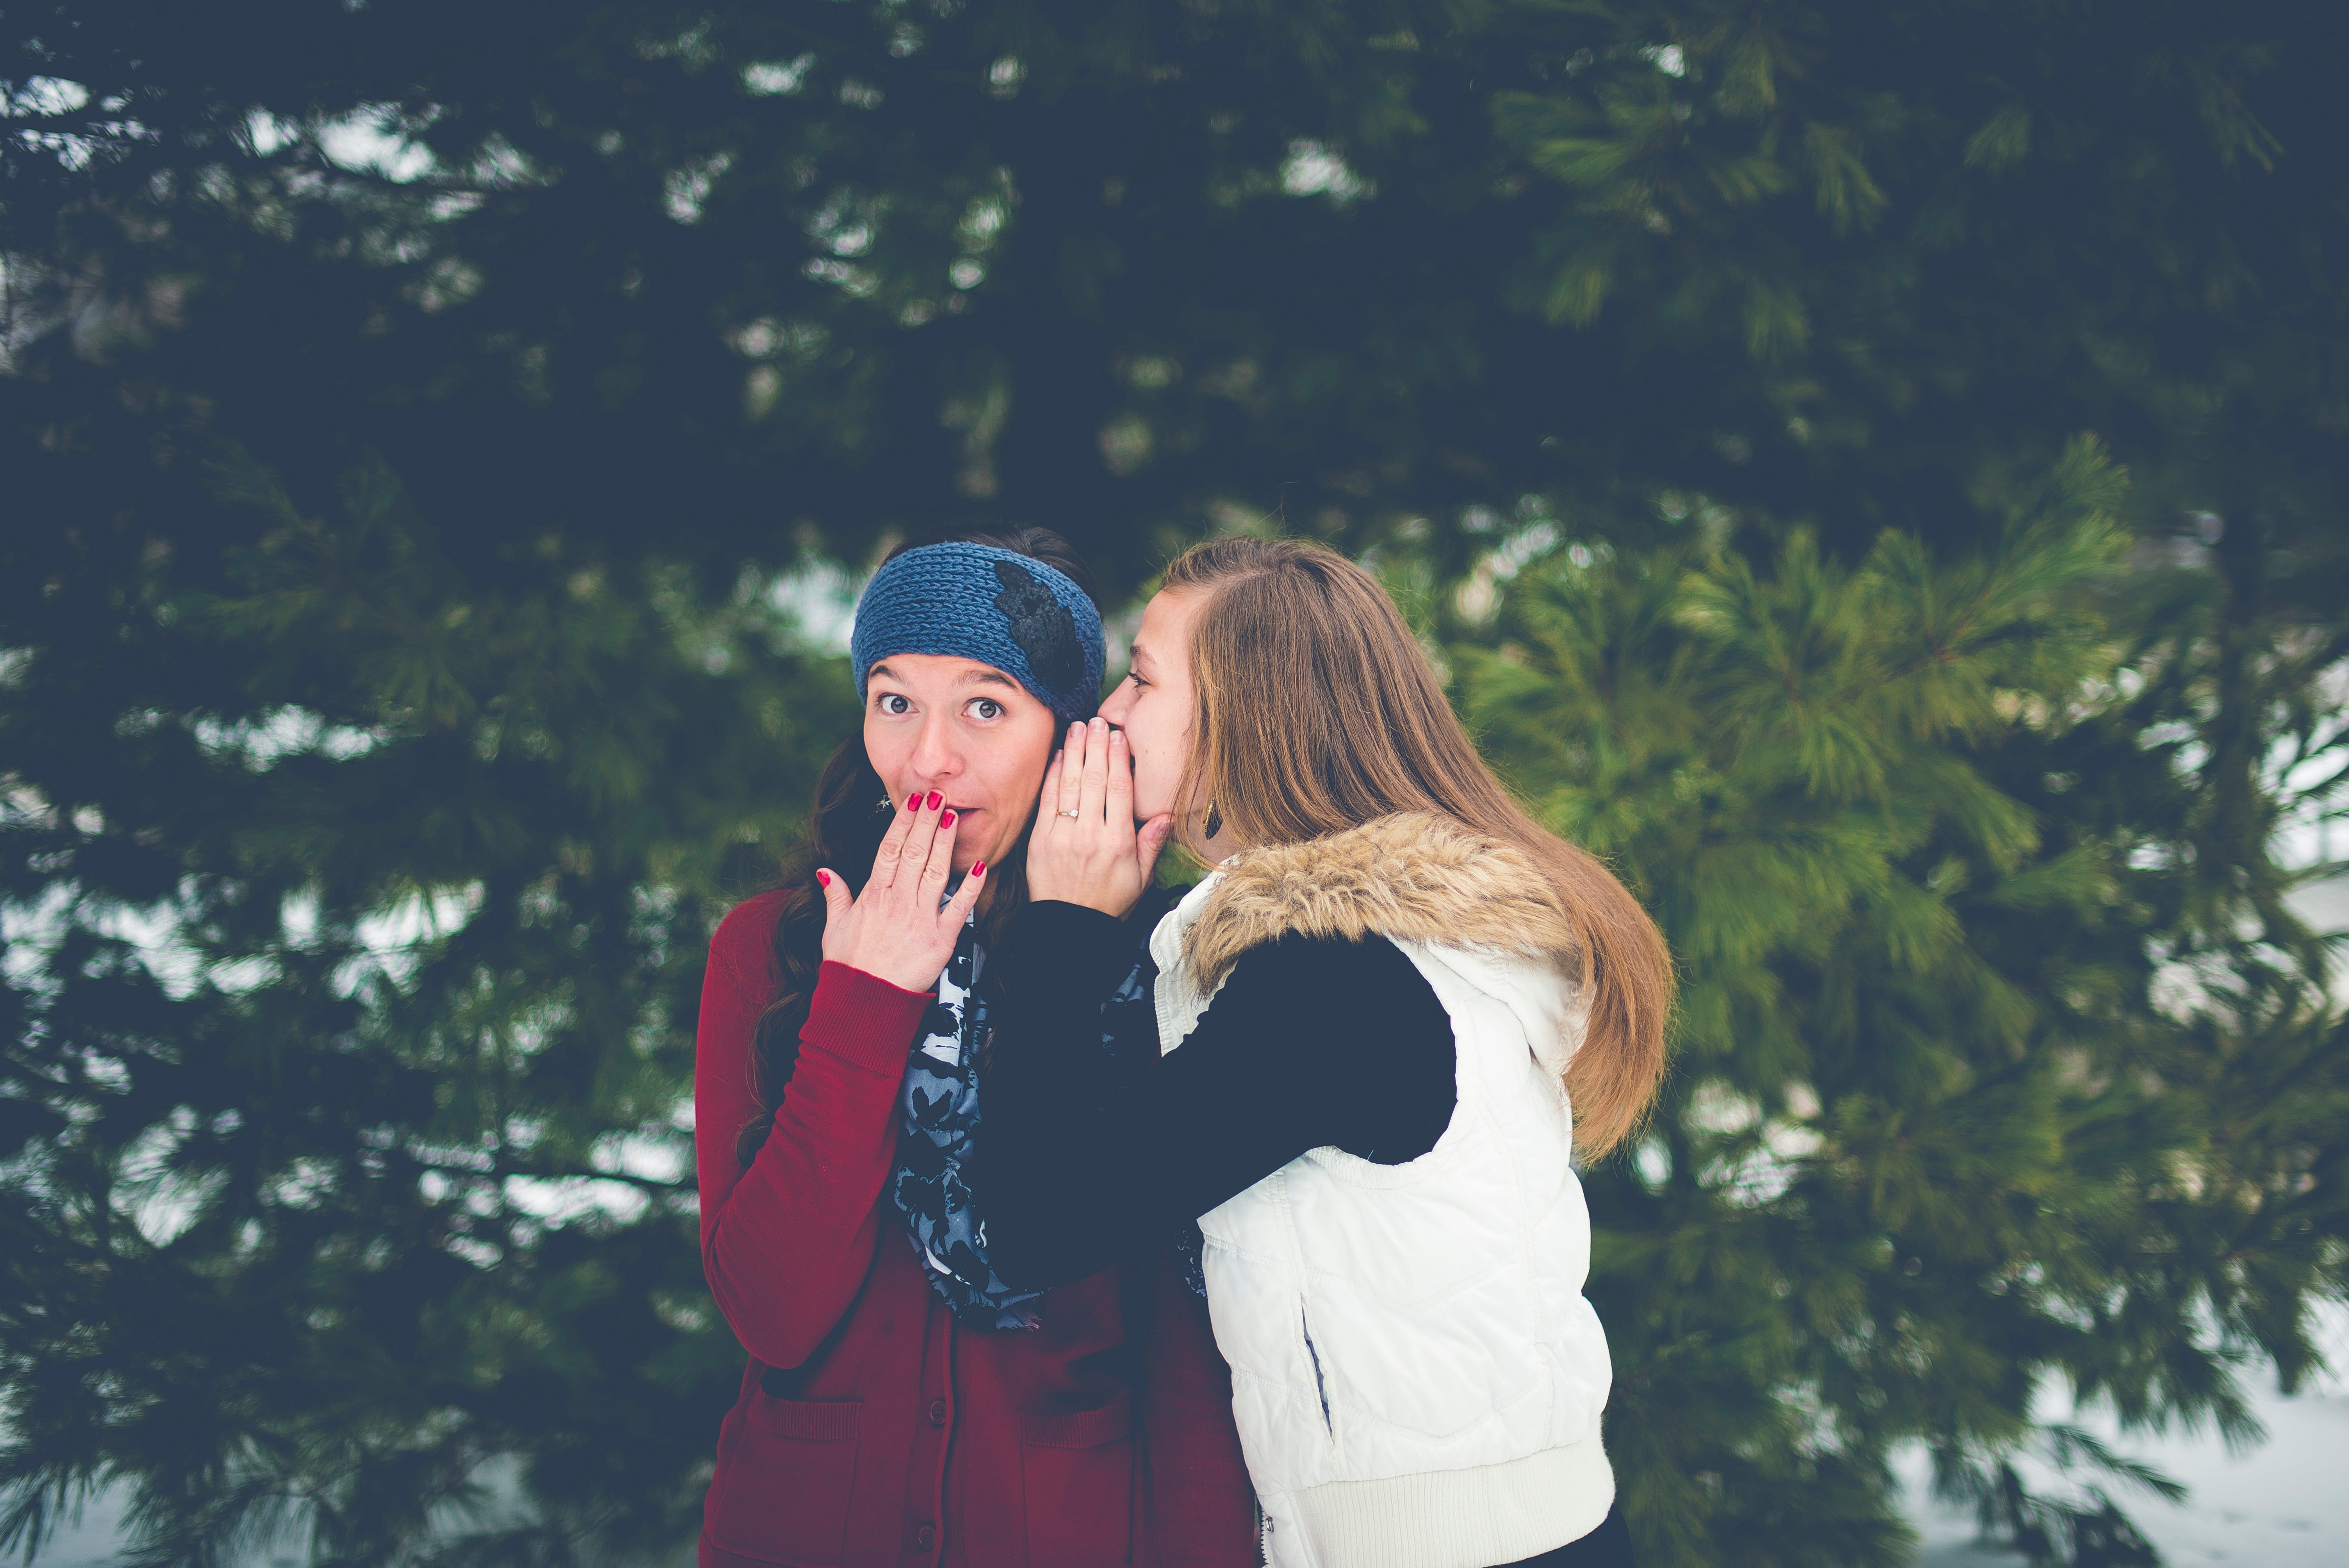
[
  {"x1": 816, "y1": 869, "x2": 831, "y2": 886},
  {"x1": 940, "y1": 809, "x2": 956, "y2": 828},
  {"x1": 906, "y1": 793, "x2": 921, "y2": 812},
  {"x1": 970, "y1": 860, "x2": 986, "y2": 876},
  {"x1": 925, "y1": 790, "x2": 942, "y2": 811}
]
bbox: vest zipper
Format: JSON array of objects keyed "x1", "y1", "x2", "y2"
[{"x1": 1299, "y1": 1306, "x2": 1333, "y2": 1437}]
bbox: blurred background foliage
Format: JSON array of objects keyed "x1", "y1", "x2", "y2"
[{"x1": 2, "y1": 2, "x2": 2345, "y2": 1565}]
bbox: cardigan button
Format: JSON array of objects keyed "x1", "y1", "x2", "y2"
[
  {"x1": 927, "y1": 1399, "x2": 948, "y2": 1427},
  {"x1": 915, "y1": 1523, "x2": 936, "y2": 1550}
]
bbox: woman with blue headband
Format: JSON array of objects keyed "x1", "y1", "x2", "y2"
[{"x1": 691, "y1": 529, "x2": 1255, "y2": 1568}]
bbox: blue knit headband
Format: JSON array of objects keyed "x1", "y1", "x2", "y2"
[{"x1": 850, "y1": 542, "x2": 1106, "y2": 724}]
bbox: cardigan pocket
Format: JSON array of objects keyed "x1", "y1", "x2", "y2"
[
  {"x1": 1018, "y1": 1397, "x2": 1135, "y2": 1568},
  {"x1": 706, "y1": 1396, "x2": 863, "y2": 1566}
]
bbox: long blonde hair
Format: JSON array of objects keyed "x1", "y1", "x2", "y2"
[{"x1": 1162, "y1": 536, "x2": 1674, "y2": 1157}]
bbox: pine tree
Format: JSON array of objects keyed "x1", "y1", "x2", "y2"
[
  {"x1": 1, "y1": 449, "x2": 853, "y2": 1563},
  {"x1": 1449, "y1": 440, "x2": 2349, "y2": 1564},
  {"x1": 6, "y1": 2, "x2": 2347, "y2": 1564}
]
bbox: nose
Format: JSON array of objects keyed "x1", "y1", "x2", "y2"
[
  {"x1": 904, "y1": 709, "x2": 964, "y2": 792},
  {"x1": 1098, "y1": 679, "x2": 1134, "y2": 727}
]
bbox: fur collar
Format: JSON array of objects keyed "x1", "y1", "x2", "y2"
[{"x1": 1182, "y1": 812, "x2": 1585, "y2": 991}]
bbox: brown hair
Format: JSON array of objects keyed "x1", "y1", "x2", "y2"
[
  {"x1": 734, "y1": 526, "x2": 1100, "y2": 1167},
  {"x1": 1160, "y1": 536, "x2": 1674, "y2": 1157}
]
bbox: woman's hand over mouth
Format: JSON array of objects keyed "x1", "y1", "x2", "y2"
[
  {"x1": 1025, "y1": 718, "x2": 1174, "y2": 919},
  {"x1": 814, "y1": 791, "x2": 988, "y2": 991}
]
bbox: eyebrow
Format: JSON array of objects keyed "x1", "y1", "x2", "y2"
[
  {"x1": 1127, "y1": 642, "x2": 1153, "y2": 673},
  {"x1": 866, "y1": 660, "x2": 1022, "y2": 693}
]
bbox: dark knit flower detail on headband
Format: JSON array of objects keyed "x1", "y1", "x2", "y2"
[
  {"x1": 991, "y1": 560, "x2": 1087, "y2": 693},
  {"x1": 849, "y1": 540, "x2": 1106, "y2": 723}
]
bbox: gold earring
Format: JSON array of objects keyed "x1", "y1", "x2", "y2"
[{"x1": 1204, "y1": 798, "x2": 1223, "y2": 839}]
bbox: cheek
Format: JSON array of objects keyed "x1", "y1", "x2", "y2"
[
  {"x1": 1134, "y1": 698, "x2": 1185, "y2": 766},
  {"x1": 990, "y1": 748, "x2": 1050, "y2": 808},
  {"x1": 1127, "y1": 709, "x2": 1181, "y2": 799},
  {"x1": 862, "y1": 715, "x2": 911, "y2": 786},
  {"x1": 971, "y1": 713, "x2": 1058, "y2": 816}
]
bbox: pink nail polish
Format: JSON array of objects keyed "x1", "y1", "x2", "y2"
[
  {"x1": 816, "y1": 869, "x2": 831, "y2": 886},
  {"x1": 924, "y1": 790, "x2": 940, "y2": 811},
  {"x1": 970, "y1": 860, "x2": 986, "y2": 876},
  {"x1": 906, "y1": 793, "x2": 921, "y2": 812},
  {"x1": 940, "y1": 809, "x2": 956, "y2": 828}
]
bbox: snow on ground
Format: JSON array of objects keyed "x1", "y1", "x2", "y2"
[{"x1": 1900, "y1": 1299, "x2": 2349, "y2": 1568}]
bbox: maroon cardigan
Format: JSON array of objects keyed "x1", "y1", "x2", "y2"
[{"x1": 695, "y1": 890, "x2": 1255, "y2": 1568}]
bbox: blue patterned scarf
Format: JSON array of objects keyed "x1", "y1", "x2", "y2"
[
  {"x1": 889, "y1": 920, "x2": 1042, "y2": 1329},
  {"x1": 889, "y1": 896, "x2": 1203, "y2": 1329}
]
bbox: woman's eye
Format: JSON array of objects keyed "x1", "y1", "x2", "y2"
[
  {"x1": 879, "y1": 694, "x2": 911, "y2": 715},
  {"x1": 1126, "y1": 672, "x2": 1147, "y2": 688},
  {"x1": 971, "y1": 698, "x2": 1003, "y2": 720}
]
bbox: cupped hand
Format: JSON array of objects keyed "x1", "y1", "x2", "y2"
[
  {"x1": 815, "y1": 792, "x2": 987, "y2": 992},
  {"x1": 1025, "y1": 718, "x2": 1175, "y2": 919}
]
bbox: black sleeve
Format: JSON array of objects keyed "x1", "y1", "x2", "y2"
[{"x1": 967, "y1": 905, "x2": 1458, "y2": 1292}]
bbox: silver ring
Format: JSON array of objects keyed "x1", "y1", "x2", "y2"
[{"x1": 1059, "y1": 809, "x2": 1081, "y2": 818}]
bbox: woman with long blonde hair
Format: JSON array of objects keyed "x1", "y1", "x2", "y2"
[{"x1": 923, "y1": 536, "x2": 1675, "y2": 1566}]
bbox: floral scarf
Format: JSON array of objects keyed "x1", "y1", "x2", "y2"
[{"x1": 888, "y1": 893, "x2": 1204, "y2": 1329}]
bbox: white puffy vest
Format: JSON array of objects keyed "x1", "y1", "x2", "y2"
[{"x1": 1151, "y1": 875, "x2": 1615, "y2": 1568}]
